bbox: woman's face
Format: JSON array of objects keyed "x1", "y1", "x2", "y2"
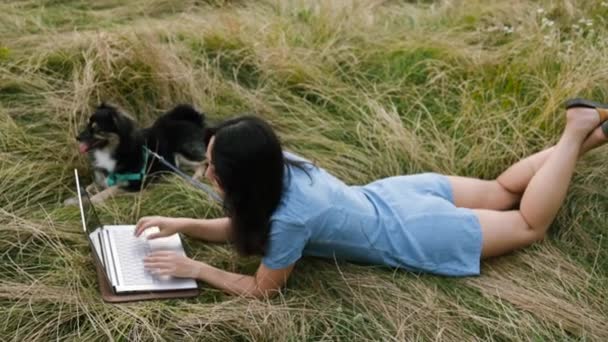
[{"x1": 204, "y1": 136, "x2": 224, "y2": 196}]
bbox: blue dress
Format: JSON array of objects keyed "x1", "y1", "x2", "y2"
[{"x1": 261, "y1": 152, "x2": 483, "y2": 276}]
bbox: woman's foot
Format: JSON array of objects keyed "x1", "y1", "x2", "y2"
[
  {"x1": 565, "y1": 98, "x2": 608, "y2": 122},
  {"x1": 565, "y1": 107, "x2": 601, "y2": 139},
  {"x1": 565, "y1": 98, "x2": 608, "y2": 139},
  {"x1": 581, "y1": 125, "x2": 608, "y2": 153}
]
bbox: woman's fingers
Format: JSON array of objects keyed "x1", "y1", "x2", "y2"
[
  {"x1": 155, "y1": 269, "x2": 174, "y2": 276},
  {"x1": 147, "y1": 251, "x2": 176, "y2": 258},
  {"x1": 144, "y1": 259, "x2": 176, "y2": 277},
  {"x1": 143, "y1": 252, "x2": 194, "y2": 278},
  {"x1": 144, "y1": 256, "x2": 170, "y2": 263},
  {"x1": 134, "y1": 218, "x2": 150, "y2": 236},
  {"x1": 144, "y1": 262, "x2": 171, "y2": 269},
  {"x1": 144, "y1": 251, "x2": 177, "y2": 262},
  {"x1": 147, "y1": 232, "x2": 165, "y2": 240},
  {"x1": 135, "y1": 216, "x2": 153, "y2": 229},
  {"x1": 134, "y1": 217, "x2": 158, "y2": 236},
  {"x1": 145, "y1": 265, "x2": 175, "y2": 276}
]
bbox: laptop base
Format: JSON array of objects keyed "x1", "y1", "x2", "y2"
[{"x1": 94, "y1": 258, "x2": 199, "y2": 303}]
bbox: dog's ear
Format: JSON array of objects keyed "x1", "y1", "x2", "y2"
[
  {"x1": 110, "y1": 109, "x2": 135, "y2": 138},
  {"x1": 98, "y1": 102, "x2": 112, "y2": 110}
]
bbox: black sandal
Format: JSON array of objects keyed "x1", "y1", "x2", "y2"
[{"x1": 565, "y1": 98, "x2": 608, "y2": 136}]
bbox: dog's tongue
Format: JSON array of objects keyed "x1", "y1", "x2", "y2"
[{"x1": 79, "y1": 143, "x2": 90, "y2": 154}]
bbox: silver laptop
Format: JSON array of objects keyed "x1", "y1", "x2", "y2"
[{"x1": 75, "y1": 169, "x2": 198, "y2": 294}]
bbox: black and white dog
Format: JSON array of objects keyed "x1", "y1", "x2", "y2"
[{"x1": 65, "y1": 103, "x2": 207, "y2": 205}]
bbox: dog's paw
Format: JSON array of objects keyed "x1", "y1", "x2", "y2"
[
  {"x1": 63, "y1": 197, "x2": 80, "y2": 206},
  {"x1": 85, "y1": 183, "x2": 99, "y2": 195}
]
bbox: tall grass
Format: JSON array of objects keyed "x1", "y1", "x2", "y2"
[{"x1": 1, "y1": 0, "x2": 608, "y2": 340}]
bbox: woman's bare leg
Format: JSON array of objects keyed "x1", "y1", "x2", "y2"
[
  {"x1": 475, "y1": 107, "x2": 600, "y2": 257},
  {"x1": 448, "y1": 121, "x2": 608, "y2": 210},
  {"x1": 496, "y1": 125, "x2": 607, "y2": 194}
]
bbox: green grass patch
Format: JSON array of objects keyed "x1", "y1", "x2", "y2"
[{"x1": 2, "y1": 0, "x2": 608, "y2": 340}]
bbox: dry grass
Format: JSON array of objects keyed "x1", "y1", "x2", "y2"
[{"x1": 1, "y1": 0, "x2": 608, "y2": 340}]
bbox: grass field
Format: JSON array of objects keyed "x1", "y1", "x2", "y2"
[{"x1": 1, "y1": 0, "x2": 608, "y2": 340}]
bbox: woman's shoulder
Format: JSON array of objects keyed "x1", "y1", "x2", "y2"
[
  {"x1": 283, "y1": 150, "x2": 306, "y2": 161},
  {"x1": 263, "y1": 217, "x2": 309, "y2": 269},
  {"x1": 283, "y1": 150, "x2": 308, "y2": 162},
  {"x1": 275, "y1": 149, "x2": 350, "y2": 221},
  {"x1": 271, "y1": 152, "x2": 319, "y2": 222}
]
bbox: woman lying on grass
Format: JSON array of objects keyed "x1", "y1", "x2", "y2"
[{"x1": 136, "y1": 98, "x2": 608, "y2": 299}]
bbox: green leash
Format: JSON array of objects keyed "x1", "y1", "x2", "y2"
[
  {"x1": 143, "y1": 146, "x2": 222, "y2": 203},
  {"x1": 104, "y1": 146, "x2": 221, "y2": 203},
  {"x1": 105, "y1": 148, "x2": 149, "y2": 187}
]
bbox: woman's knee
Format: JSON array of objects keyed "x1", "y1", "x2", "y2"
[
  {"x1": 447, "y1": 177, "x2": 520, "y2": 210},
  {"x1": 490, "y1": 180, "x2": 521, "y2": 210},
  {"x1": 515, "y1": 211, "x2": 547, "y2": 243}
]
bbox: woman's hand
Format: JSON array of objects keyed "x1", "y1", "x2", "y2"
[
  {"x1": 143, "y1": 251, "x2": 200, "y2": 278},
  {"x1": 134, "y1": 216, "x2": 187, "y2": 239},
  {"x1": 143, "y1": 250, "x2": 296, "y2": 298}
]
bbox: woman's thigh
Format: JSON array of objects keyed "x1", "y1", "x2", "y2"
[
  {"x1": 473, "y1": 209, "x2": 539, "y2": 258},
  {"x1": 447, "y1": 176, "x2": 521, "y2": 210}
]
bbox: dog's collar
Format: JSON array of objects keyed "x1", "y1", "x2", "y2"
[{"x1": 106, "y1": 148, "x2": 149, "y2": 187}]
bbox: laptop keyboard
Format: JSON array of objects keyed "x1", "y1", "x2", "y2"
[{"x1": 111, "y1": 228, "x2": 158, "y2": 285}]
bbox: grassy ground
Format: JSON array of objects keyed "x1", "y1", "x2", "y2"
[{"x1": 1, "y1": 0, "x2": 608, "y2": 340}]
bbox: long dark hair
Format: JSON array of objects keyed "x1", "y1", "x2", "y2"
[{"x1": 204, "y1": 115, "x2": 295, "y2": 256}]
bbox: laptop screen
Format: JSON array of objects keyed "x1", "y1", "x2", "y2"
[
  {"x1": 75, "y1": 170, "x2": 104, "y2": 233},
  {"x1": 74, "y1": 169, "x2": 113, "y2": 288}
]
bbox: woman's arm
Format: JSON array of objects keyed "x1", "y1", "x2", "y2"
[
  {"x1": 193, "y1": 262, "x2": 294, "y2": 298},
  {"x1": 135, "y1": 216, "x2": 233, "y2": 242},
  {"x1": 143, "y1": 251, "x2": 294, "y2": 298},
  {"x1": 180, "y1": 217, "x2": 233, "y2": 242}
]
